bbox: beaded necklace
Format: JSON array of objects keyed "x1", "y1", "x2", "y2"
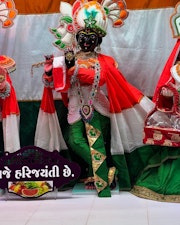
[{"x1": 71, "y1": 59, "x2": 100, "y2": 122}]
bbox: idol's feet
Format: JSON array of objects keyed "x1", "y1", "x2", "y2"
[
  {"x1": 84, "y1": 177, "x2": 96, "y2": 190},
  {"x1": 110, "y1": 178, "x2": 116, "y2": 190}
]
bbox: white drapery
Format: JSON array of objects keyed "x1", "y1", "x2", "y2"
[{"x1": 0, "y1": 8, "x2": 176, "y2": 100}]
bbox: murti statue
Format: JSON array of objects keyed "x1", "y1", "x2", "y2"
[
  {"x1": 0, "y1": 0, "x2": 20, "y2": 153},
  {"x1": 0, "y1": 56, "x2": 20, "y2": 153},
  {"x1": 35, "y1": 0, "x2": 154, "y2": 197},
  {"x1": 150, "y1": 2, "x2": 180, "y2": 132}
]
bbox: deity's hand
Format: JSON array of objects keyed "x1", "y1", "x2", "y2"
[
  {"x1": 42, "y1": 55, "x2": 54, "y2": 88},
  {"x1": 44, "y1": 55, "x2": 54, "y2": 76},
  {"x1": 67, "y1": 65, "x2": 96, "y2": 85},
  {"x1": 78, "y1": 67, "x2": 105, "y2": 86},
  {"x1": 77, "y1": 58, "x2": 97, "y2": 69}
]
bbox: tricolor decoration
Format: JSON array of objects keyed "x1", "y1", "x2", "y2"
[
  {"x1": 34, "y1": 86, "x2": 67, "y2": 152},
  {"x1": 50, "y1": 0, "x2": 128, "y2": 51},
  {"x1": 170, "y1": 1, "x2": 180, "y2": 39},
  {"x1": 102, "y1": 0, "x2": 129, "y2": 27},
  {"x1": 0, "y1": 55, "x2": 16, "y2": 73},
  {"x1": 0, "y1": 56, "x2": 20, "y2": 153},
  {"x1": 0, "y1": 0, "x2": 18, "y2": 28},
  {"x1": 50, "y1": 2, "x2": 75, "y2": 51}
]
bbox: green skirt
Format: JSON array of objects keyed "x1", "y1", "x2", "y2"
[{"x1": 67, "y1": 110, "x2": 114, "y2": 197}]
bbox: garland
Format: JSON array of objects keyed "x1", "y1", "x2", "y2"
[{"x1": 71, "y1": 60, "x2": 101, "y2": 122}]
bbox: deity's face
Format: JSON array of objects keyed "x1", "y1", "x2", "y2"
[{"x1": 76, "y1": 29, "x2": 102, "y2": 52}]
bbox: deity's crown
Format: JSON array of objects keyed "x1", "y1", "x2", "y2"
[{"x1": 50, "y1": 0, "x2": 128, "y2": 50}]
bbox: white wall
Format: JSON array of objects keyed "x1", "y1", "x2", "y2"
[{"x1": 0, "y1": 8, "x2": 176, "y2": 100}]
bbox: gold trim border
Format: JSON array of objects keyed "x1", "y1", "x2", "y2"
[{"x1": 131, "y1": 185, "x2": 180, "y2": 203}]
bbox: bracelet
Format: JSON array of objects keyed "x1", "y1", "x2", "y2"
[{"x1": 42, "y1": 74, "x2": 54, "y2": 88}]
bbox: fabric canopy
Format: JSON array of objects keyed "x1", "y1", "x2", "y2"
[
  {"x1": 14, "y1": 0, "x2": 180, "y2": 13},
  {"x1": 0, "y1": 0, "x2": 179, "y2": 100}
]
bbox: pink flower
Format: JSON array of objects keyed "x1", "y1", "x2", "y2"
[{"x1": 66, "y1": 24, "x2": 74, "y2": 33}]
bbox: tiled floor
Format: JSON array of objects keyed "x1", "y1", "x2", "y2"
[{"x1": 0, "y1": 188, "x2": 180, "y2": 225}]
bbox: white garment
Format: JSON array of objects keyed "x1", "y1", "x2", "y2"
[{"x1": 67, "y1": 85, "x2": 110, "y2": 124}]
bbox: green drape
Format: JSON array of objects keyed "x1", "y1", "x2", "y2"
[{"x1": 1, "y1": 100, "x2": 180, "y2": 201}]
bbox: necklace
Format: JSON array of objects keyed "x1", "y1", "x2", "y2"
[
  {"x1": 71, "y1": 59, "x2": 100, "y2": 122},
  {"x1": 76, "y1": 51, "x2": 97, "y2": 60}
]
